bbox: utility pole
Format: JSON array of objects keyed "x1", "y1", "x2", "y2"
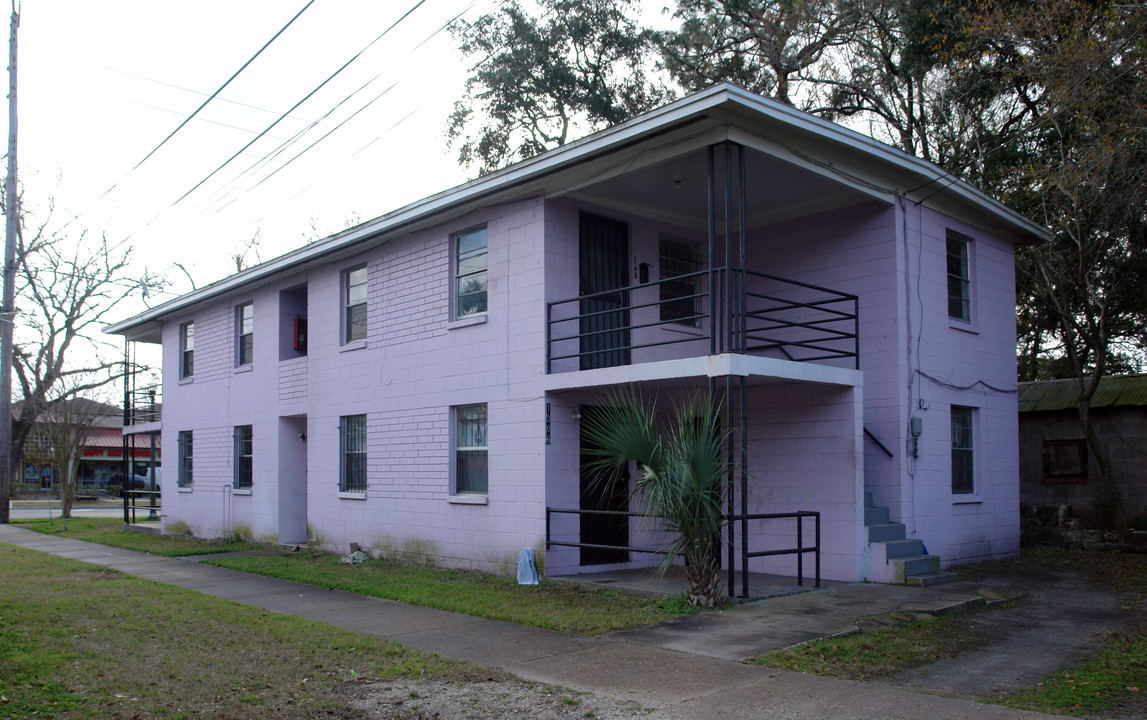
[{"x1": 0, "y1": 3, "x2": 20, "y2": 523}]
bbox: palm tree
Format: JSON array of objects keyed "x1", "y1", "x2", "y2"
[{"x1": 581, "y1": 390, "x2": 730, "y2": 608}]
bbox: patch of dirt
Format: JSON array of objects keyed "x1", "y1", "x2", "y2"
[
  {"x1": 881, "y1": 565, "x2": 1142, "y2": 702},
  {"x1": 351, "y1": 679, "x2": 681, "y2": 719}
]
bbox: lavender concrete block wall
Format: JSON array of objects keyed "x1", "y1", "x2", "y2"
[
  {"x1": 158, "y1": 184, "x2": 1019, "y2": 580},
  {"x1": 898, "y1": 207, "x2": 1020, "y2": 565},
  {"x1": 161, "y1": 198, "x2": 553, "y2": 573},
  {"x1": 740, "y1": 382, "x2": 865, "y2": 582}
]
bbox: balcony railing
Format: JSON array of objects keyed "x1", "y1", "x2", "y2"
[
  {"x1": 546, "y1": 267, "x2": 858, "y2": 374},
  {"x1": 125, "y1": 384, "x2": 161, "y2": 426}
]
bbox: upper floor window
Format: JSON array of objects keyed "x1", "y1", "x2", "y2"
[
  {"x1": 237, "y1": 302, "x2": 254, "y2": 366},
  {"x1": 234, "y1": 425, "x2": 253, "y2": 490},
  {"x1": 659, "y1": 237, "x2": 702, "y2": 327},
  {"x1": 177, "y1": 431, "x2": 193, "y2": 488},
  {"x1": 454, "y1": 227, "x2": 487, "y2": 319},
  {"x1": 344, "y1": 266, "x2": 367, "y2": 343},
  {"x1": 946, "y1": 232, "x2": 971, "y2": 322},
  {"x1": 951, "y1": 406, "x2": 974, "y2": 494},
  {"x1": 454, "y1": 403, "x2": 488, "y2": 494},
  {"x1": 340, "y1": 414, "x2": 367, "y2": 493},
  {"x1": 180, "y1": 322, "x2": 194, "y2": 378}
]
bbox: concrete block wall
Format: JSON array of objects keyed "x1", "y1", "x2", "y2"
[
  {"x1": 161, "y1": 197, "x2": 552, "y2": 573},
  {"x1": 1019, "y1": 407, "x2": 1147, "y2": 520}
]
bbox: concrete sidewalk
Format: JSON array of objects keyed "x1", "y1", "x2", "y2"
[{"x1": 0, "y1": 525, "x2": 1056, "y2": 720}]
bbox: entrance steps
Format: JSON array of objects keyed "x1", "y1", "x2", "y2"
[{"x1": 864, "y1": 491, "x2": 956, "y2": 586}]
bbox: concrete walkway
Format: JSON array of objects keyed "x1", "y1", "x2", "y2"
[{"x1": 0, "y1": 525, "x2": 1057, "y2": 720}]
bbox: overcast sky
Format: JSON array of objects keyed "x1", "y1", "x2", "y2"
[{"x1": 9, "y1": 0, "x2": 506, "y2": 315}]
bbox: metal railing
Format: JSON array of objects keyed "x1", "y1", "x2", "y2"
[
  {"x1": 546, "y1": 267, "x2": 857, "y2": 373},
  {"x1": 124, "y1": 489, "x2": 161, "y2": 523},
  {"x1": 545, "y1": 507, "x2": 670, "y2": 556},
  {"x1": 731, "y1": 510, "x2": 820, "y2": 593},
  {"x1": 545, "y1": 506, "x2": 821, "y2": 596},
  {"x1": 125, "y1": 385, "x2": 161, "y2": 426}
]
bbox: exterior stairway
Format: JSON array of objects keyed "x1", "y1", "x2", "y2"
[{"x1": 865, "y1": 491, "x2": 956, "y2": 586}]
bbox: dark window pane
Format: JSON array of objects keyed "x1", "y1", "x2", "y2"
[
  {"x1": 950, "y1": 407, "x2": 973, "y2": 494},
  {"x1": 946, "y1": 236, "x2": 970, "y2": 321},
  {"x1": 456, "y1": 450, "x2": 488, "y2": 494},
  {"x1": 660, "y1": 239, "x2": 702, "y2": 327},
  {"x1": 346, "y1": 304, "x2": 367, "y2": 343}
]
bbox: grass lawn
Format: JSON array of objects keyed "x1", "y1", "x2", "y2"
[
  {"x1": 17, "y1": 517, "x2": 691, "y2": 636},
  {"x1": 0, "y1": 543, "x2": 495, "y2": 720},
  {"x1": 752, "y1": 608, "x2": 997, "y2": 681},
  {"x1": 14, "y1": 516, "x2": 264, "y2": 556},
  {"x1": 753, "y1": 546, "x2": 1147, "y2": 717},
  {"x1": 206, "y1": 552, "x2": 692, "y2": 635}
]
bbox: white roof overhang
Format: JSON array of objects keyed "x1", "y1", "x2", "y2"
[{"x1": 105, "y1": 84, "x2": 1049, "y2": 344}]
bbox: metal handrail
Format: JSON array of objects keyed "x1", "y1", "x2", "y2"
[
  {"x1": 124, "y1": 489, "x2": 161, "y2": 524},
  {"x1": 545, "y1": 266, "x2": 858, "y2": 372},
  {"x1": 545, "y1": 506, "x2": 821, "y2": 596}
]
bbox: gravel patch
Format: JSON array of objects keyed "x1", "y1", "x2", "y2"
[{"x1": 352, "y1": 679, "x2": 682, "y2": 719}]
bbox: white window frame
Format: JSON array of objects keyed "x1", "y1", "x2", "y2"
[
  {"x1": 179, "y1": 322, "x2": 194, "y2": 379},
  {"x1": 946, "y1": 231, "x2": 972, "y2": 323},
  {"x1": 339, "y1": 414, "x2": 368, "y2": 493},
  {"x1": 452, "y1": 403, "x2": 488, "y2": 495},
  {"x1": 453, "y1": 226, "x2": 488, "y2": 320},
  {"x1": 236, "y1": 302, "x2": 254, "y2": 366},
  {"x1": 950, "y1": 406, "x2": 974, "y2": 495},
  {"x1": 233, "y1": 424, "x2": 253, "y2": 490},
  {"x1": 177, "y1": 430, "x2": 193, "y2": 488},
  {"x1": 343, "y1": 265, "x2": 368, "y2": 344}
]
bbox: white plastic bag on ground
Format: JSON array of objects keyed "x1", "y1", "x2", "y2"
[{"x1": 517, "y1": 548, "x2": 538, "y2": 585}]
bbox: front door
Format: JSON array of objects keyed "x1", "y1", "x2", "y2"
[
  {"x1": 579, "y1": 405, "x2": 630, "y2": 565},
  {"x1": 579, "y1": 213, "x2": 630, "y2": 370}
]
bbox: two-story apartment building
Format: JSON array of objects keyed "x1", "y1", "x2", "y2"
[{"x1": 106, "y1": 85, "x2": 1048, "y2": 589}]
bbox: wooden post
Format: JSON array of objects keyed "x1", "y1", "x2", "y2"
[{"x1": 0, "y1": 4, "x2": 20, "y2": 523}]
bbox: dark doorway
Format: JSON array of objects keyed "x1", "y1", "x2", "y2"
[
  {"x1": 579, "y1": 213, "x2": 630, "y2": 370},
  {"x1": 580, "y1": 405, "x2": 630, "y2": 565}
]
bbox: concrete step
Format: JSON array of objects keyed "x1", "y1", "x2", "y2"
[
  {"x1": 893, "y1": 554, "x2": 941, "y2": 582},
  {"x1": 864, "y1": 505, "x2": 890, "y2": 525},
  {"x1": 864, "y1": 490, "x2": 875, "y2": 508},
  {"x1": 906, "y1": 570, "x2": 958, "y2": 587},
  {"x1": 867, "y1": 522, "x2": 906, "y2": 543},
  {"x1": 881, "y1": 538, "x2": 923, "y2": 559}
]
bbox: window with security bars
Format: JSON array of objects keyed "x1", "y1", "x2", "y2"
[
  {"x1": 177, "y1": 431, "x2": 193, "y2": 487},
  {"x1": 344, "y1": 266, "x2": 367, "y2": 343},
  {"x1": 234, "y1": 425, "x2": 253, "y2": 489},
  {"x1": 951, "y1": 407, "x2": 974, "y2": 494},
  {"x1": 659, "y1": 237, "x2": 702, "y2": 327},
  {"x1": 340, "y1": 414, "x2": 367, "y2": 493},
  {"x1": 947, "y1": 232, "x2": 971, "y2": 322},
  {"x1": 454, "y1": 404, "x2": 488, "y2": 494}
]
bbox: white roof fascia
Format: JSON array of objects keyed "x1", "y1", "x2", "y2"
[{"x1": 105, "y1": 83, "x2": 1048, "y2": 338}]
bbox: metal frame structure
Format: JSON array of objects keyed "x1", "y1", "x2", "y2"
[{"x1": 545, "y1": 141, "x2": 843, "y2": 598}]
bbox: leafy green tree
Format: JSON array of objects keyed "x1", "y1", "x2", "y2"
[
  {"x1": 581, "y1": 390, "x2": 730, "y2": 608},
  {"x1": 660, "y1": 0, "x2": 867, "y2": 105},
  {"x1": 447, "y1": 0, "x2": 669, "y2": 175},
  {"x1": 965, "y1": 0, "x2": 1146, "y2": 533}
]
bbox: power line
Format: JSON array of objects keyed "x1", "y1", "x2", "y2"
[
  {"x1": 166, "y1": 0, "x2": 429, "y2": 212},
  {"x1": 203, "y1": 75, "x2": 390, "y2": 213},
  {"x1": 96, "y1": 1, "x2": 316, "y2": 204}
]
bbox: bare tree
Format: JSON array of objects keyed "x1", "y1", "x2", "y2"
[
  {"x1": 0, "y1": 192, "x2": 162, "y2": 522},
  {"x1": 38, "y1": 386, "x2": 118, "y2": 518}
]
